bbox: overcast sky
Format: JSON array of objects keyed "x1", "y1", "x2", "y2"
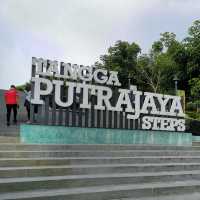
[{"x1": 0, "y1": 0, "x2": 199, "y2": 89}]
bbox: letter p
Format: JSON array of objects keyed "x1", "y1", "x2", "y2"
[{"x1": 31, "y1": 77, "x2": 53, "y2": 104}]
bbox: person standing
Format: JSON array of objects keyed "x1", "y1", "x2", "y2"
[
  {"x1": 24, "y1": 85, "x2": 31, "y2": 123},
  {"x1": 4, "y1": 85, "x2": 19, "y2": 126}
]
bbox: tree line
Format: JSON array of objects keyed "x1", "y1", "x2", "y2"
[{"x1": 96, "y1": 20, "x2": 200, "y2": 99}]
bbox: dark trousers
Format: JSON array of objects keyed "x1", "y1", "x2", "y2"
[
  {"x1": 24, "y1": 100, "x2": 38, "y2": 121},
  {"x1": 6, "y1": 104, "x2": 17, "y2": 123},
  {"x1": 24, "y1": 100, "x2": 30, "y2": 120},
  {"x1": 26, "y1": 106, "x2": 30, "y2": 120}
]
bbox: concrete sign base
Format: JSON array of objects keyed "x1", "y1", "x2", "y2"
[{"x1": 20, "y1": 124, "x2": 192, "y2": 146}]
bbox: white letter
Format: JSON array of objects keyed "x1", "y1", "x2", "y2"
[
  {"x1": 78, "y1": 66, "x2": 93, "y2": 82},
  {"x1": 31, "y1": 77, "x2": 53, "y2": 104},
  {"x1": 170, "y1": 96, "x2": 185, "y2": 117},
  {"x1": 107, "y1": 71, "x2": 121, "y2": 86},
  {"x1": 142, "y1": 116, "x2": 152, "y2": 130},
  {"x1": 93, "y1": 69, "x2": 108, "y2": 84},
  {"x1": 160, "y1": 118, "x2": 171, "y2": 131},
  {"x1": 53, "y1": 80, "x2": 75, "y2": 107},
  {"x1": 76, "y1": 83, "x2": 94, "y2": 109},
  {"x1": 115, "y1": 89, "x2": 134, "y2": 112},
  {"x1": 55, "y1": 63, "x2": 77, "y2": 80},
  {"x1": 94, "y1": 85, "x2": 113, "y2": 110},
  {"x1": 152, "y1": 117, "x2": 161, "y2": 130},
  {"x1": 46, "y1": 60, "x2": 59, "y2": 76},
  {"x1": 32, "y1": 57, "x2": 47, "y2": 75},
  {"x1": 127, "y1": 90, "x2": 142, "y2": 120},
  {"x1": 177, "y1": 119, "x2": 186, "y2": 132},
  {"x1": 141, "y1": 92, "x2": 160, "y2": 115}
]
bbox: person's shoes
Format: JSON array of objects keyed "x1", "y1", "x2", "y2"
[
  {"x1": 7, "y1": 122, "x2": 10, "y2": 126},
  {"x1": 26, "y1": 120, "x2": 31, "y2": 124},
  {"x1": 13, "y1": 120, "x2": 17, "y2": 125}
]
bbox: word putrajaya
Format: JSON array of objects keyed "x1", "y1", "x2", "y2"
[{"x1": 31, "y1": 57, "x2": 185, "y2": 132}]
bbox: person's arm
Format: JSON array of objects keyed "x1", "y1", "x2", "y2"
[{"x1": 24, "y1": 90, "x2": 28, "y2": 95}]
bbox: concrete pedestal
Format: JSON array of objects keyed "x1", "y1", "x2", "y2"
[{"x1": 20, "y1": 124, "x2": 192, "y2": 146}]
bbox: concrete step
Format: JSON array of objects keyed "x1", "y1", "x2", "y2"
[
  {"x1": 112, "y1": 192, "x2": 200, "y2": 200},
  {"x1": 0, "y1": 136, "x2": 20, "y2": 144},
  {"x1": 0, "y1": 144, "x2": 191, "y2": 151},
  {"x1": 0, "y1": 125, "x2": 19, "y2": 132},
  {"x1": 0, "y1": 170, "x2": 200, "y2": 193},
  {"x1": 1, "y1": 150, "x2": 200, "y2": 158},
  {"x1": 192, "y1": 146, "x2": 200, "y2": 150},
  {"x1": 193, "y1": 142, "x2": 200, "y2": 146},
  {"x1": 2, "y1": 156, "x2": 200, "y2": 167},
  {"x1": 0, "y1": 143, "x2": 199, "y2": 199},
  {"x1": 1, "y1": 163, "x2": 200, "y2": 178},
  {"x1": 1, "y1": 180, "x2": 200, "y2": 200},
  {"x1": 0, "y1": 126, "x2": 19, "y2": 137}
]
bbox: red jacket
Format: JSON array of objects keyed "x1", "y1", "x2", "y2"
[{"x1": 4, "y1": 89, "x2": 19, "y2": 105}]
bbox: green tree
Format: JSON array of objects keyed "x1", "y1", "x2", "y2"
[
  {"x1": 96, "y1": 20, "x2": 200, "y2": 97},
  {"x1": 152, "y1": 41, "x2": 163, "y2": 54},
  {"x1": 159, "y1": 33, "x2": 189, "y2": 92},
  {"x1": 189, "y1": 77, "x2": 200, "y2": 97},
  {"x1": 160, "y1": 32, "x2": 176, "y2": 48},
  {"x1": 98, "y1": 40, "x2": 141, "y2": 87},
  {"x1": 184, "y1": 20, "x2": 200, "y2": 78},
  {"x1": 136, "y1": 42, "x2": 176, "y2": 93},
  {"x1": 16, "y1": 82, "x2": 31, "y2": 91}
]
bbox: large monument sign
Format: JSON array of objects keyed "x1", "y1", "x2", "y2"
[{"x1": 20, "y1": 57, "x2": 191, "y2": 145}]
